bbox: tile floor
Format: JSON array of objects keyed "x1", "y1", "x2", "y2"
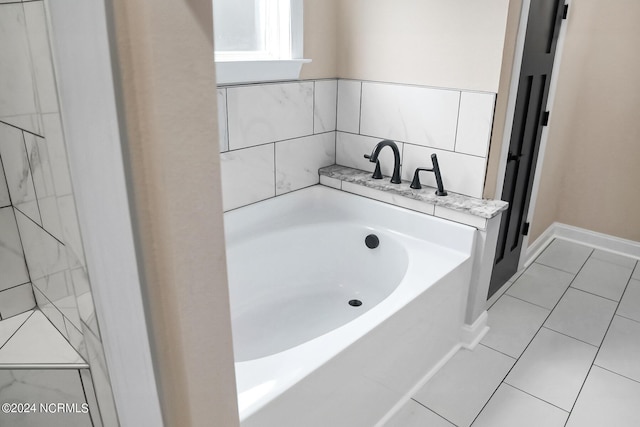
[{"x1": 384, "y1": 238, "x2": 640, "y2": 427}]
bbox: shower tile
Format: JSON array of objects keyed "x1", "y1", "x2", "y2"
[
  {"x1": 401, "y1": 144, "x2": 486, "y2": 198},
  {"x1": 506, "y1": 263, "x2": 574, "y2": 309},
  {"x1": 595, "y1": 315, "x2": 640, "y2": 382},
  {"x1": 336, "y1": 132, "x2": 401, "y2": 178},
  {"x1": 80, "y1": 368, "x2": 104, "y2": 427},
  {"x1": 227, "y1": 82, "x2": 314, "y2": 149},
  {"x1": 314, "y1": 80, "x2": 337, "y2": 134},
  {"x1": 617, "y1": 279, "x2": 640, "y2": 322},
  {"x1": 0, "y1": 283, "x2": 35, "y2": 320},
  {"x1": 0, "y1": 124, "x2": 41, "y2": 225},
  {"x1": 482, "y1": 294, "x2": 550, "y2": 358},
  {"x1": 505, "y1": 328, "x2": 597, "y2": 411},
  {"x1": 0, "y1": 3, "x2": 41, "y2": 135},
  {"x1": 571, "y1": 257, "x2": 633, "y2": 301},
  {"x1": 220, "y1": 144, "x2": 275, "y2": 211},
  {"x1": 0, "y1": 310, "x2": 84, "y2": 366},
  {"x1": 15, "y1": 208, "x2": 69, "y2": 281},
  {"x1": 0, "y1": 369, "x2": 91, "y2": 426},
  {"x1": 0, "y1": 310, "x2": 32, "y2": 347},
  {"x1": 455, "y1": 92, "x2": 495, "y2": 157},
  {"x1": 544, "y1": 288, "x2": 617, "y2": 346},
  {"x1": 360, "y1": 82, "x2": 460, "y2": 151},
  {"x1": 57, "y1": 194, "x2": 85, "y2": 269},
  {"x1": 336, "y1": 79, "x2": 361, "y2": 133},
  {"x1": 413, "y1": 344, "x2": 515, "y2": 427},
  {"x1": 23, "y1": 1, "x2": 58, "y2": 114},
  {"x1": 33, "y1": 285, "x2": 68, "y2": 340},
  {"x1": 566, "y1": 366, "x2": 640, "y2": 427},
  {"x1": 0, "y1": 207, "x2": 29, "y2": 291},
  {"x1": 472, "y1": 383, "x2": 568, "y2": 427},
  {"x1": 535, "y1": 238, "x2": 593, "y2": 274},
  {"x1": 383, "y1": 399, "x2": 455, "y2": 427},
  {"x1": 275, "y1": 133, "x2": 335, "y2": 196},
  {"x1": 0, "y1": 159, "x2": 9, "y2": 208},
  {"x1": 84, "y1": 328, "x2": 118, "y2": 427},
  {"x1": 41, "y1": 113, "x2": 73, "y2": 196},
  {"x1": 64, "y1": 317, "x2": 86, "y2": 360},
  {"x1": 217, "y1": 88, "x2": 229, "y2": 152}
]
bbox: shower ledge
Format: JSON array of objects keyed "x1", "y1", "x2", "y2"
[
  {"x1": 319, "y1": 165, "x2": 507, "y2": 230},
  {"x1": 0, "y1": 310, "x2": 87, "y2": 369}
]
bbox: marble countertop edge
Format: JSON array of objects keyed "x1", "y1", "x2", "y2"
[{"x1": 319, "y1": 165, "x2": 508, "y2": 219}]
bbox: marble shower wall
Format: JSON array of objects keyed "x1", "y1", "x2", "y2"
[
  {"x1": 218, "y1": 79, "x2": 338, "y2": 211},
  {"x1": 0, "y1": 1, "x2": 118, "y2": 425},
  {"x1": 218, "y1": 78, "x2": 496, "y2": 210}
]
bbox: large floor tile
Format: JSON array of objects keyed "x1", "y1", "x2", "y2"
[
  {"x1": 595, "y1": 315, "x2": 640, "y2": 382},
  {"x1": 413, "y1": 344, "x2": 515, "y2": 427},
  {"x1": 535, "y1": 239, "x2": 592, "y2": 274},
  {"x1": 506, "y1": 263, "x2": 575, "y2": 309},
  {"x1": 471, "y1": 383, "x2": 568, "y2": 427},
  {"x1": 571, "y1": 257, "x2": 633, "y2": 301},
  {"x1": 482, "y1": 295, "x2": 550, "y2": 358},
  {"x1": 544, "y1": 288, "x2": 617, "y2": 346},
  {"x1": 505, "y1": 328, "x2": 597, "y2": 411},
  {"x1": 566, "y1": 366, "x2": 640, "y2": 427},
  {"x1": 383, "y1": 399, "x2": 455, "y2": 427},
  {"x1": 618, "y1": 279, "x2": 640, "y2": 322},
  {"x1": 591, "y1": 249, "x2": 637, "y2": 269}
]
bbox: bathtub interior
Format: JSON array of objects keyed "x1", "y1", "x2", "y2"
[{"x1": 227, "y1": 222, "x2": 410, "y2": 362}]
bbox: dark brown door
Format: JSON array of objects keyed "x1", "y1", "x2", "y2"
[{"x1": 489, "y1": 0, "x2": 567, "y2": 298}]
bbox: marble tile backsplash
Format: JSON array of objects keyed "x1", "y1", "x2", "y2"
[
  {"x1": 219, "y1": 78, "x2": 495, "y2": 210},
  {"x1": 337, "y1": 80, "x2": 496, "y2": 198},
  {"x1": 218, "y1": 79, "x2": 338, "y2": 211}
]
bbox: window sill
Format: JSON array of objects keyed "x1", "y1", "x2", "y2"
[{"x1": 215, "y1": 59, "x2": 312, "y2": 86}]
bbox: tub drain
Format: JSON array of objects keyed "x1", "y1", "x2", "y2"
[
  {"x1": 365, "y1": 234, "x2": 379, "y2": 249},
  {"x1": 348, "y1": 299, "x2": 363, "y2": 307}
]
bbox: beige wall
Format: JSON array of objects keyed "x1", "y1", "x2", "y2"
[
  {"x1": 109, "y1": 0, "x2": 239, "y2": 426},
  {"x1": 336, "y1": 0, "x2": 511, "y2": 92},
  {"x1": 483, "y1": 0, "x2": 523, "y2": 199},
  {"x1": 531, "y1": 0, "x2": 640, "y2": 242},
  {"x1": 300, "y1": 0, "x2": 338, "y2": 79}
]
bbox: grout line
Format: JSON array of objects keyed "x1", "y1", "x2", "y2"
[
  {"x1": 0, "y1": 119, "x2": 45, "y2": 139},
  {"x1": 14, "y1": 204, "x2": 66, "y2": 246},
  {"x1": 500, "y1": 293, "x2": 554, "y2": 311},
  {"x1": 452, "y1": 92, "x2": 462, "y2": 153},
  {"x1": 410, "y1": 398, "x2": 458, "y2": 427},
  {"x1": 539, "y1": 326, "x2": 599, "y2": 348},
  {"x1": 614, "y1": 313, "x2": 640, "y2": 325},
  {"x1": 592, "y1": 364, "x2": 640, "y2": 385},
  {"x1": 357, "y1": 82, "x2": 363, "y2": 134},
  {"x1": 20, "y1": 130, "x2": 44, "y2": 226},
  {"x1": 77, "y1": 370, "x2": 97, "y2": 427},
  {"x1": 312, "y1": 81, "x2": 316, "y2": 134},
  {"x1": 220, "y1": 131, "x2": 335, "y2": 155},
  {"x1": 502, "y1": 383, "x2": 570, "y2": 413},
  {"x1": 223, "y1": 87, "x2": 230, "y2": 151},
  {"x1": 560, "y1": 257, "x2": 637, "y2": 425},
  {"x1": 478, "y1": 342, "x2": 518, "y2": 360},
  {"x1": 0, "y1": 310, "x2": 35, "y2": 352}
]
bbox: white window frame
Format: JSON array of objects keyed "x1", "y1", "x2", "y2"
[{"x1": 214, "y1": 0, "x2": 310, "y2": 85}]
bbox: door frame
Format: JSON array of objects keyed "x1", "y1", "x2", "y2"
[{"x1": 493, "y1": 0, "x2": 572, "y2": 271}]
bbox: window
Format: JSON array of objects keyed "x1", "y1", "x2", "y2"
[{"x1": 213, "y1": 0, "x2": 309, "y2": 85}]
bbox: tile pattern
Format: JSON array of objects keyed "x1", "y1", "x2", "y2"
[
  {"x1": 0, "y1": 1, "x2": 117, "y2": 424},
  {"x1": 337, "y1": 79, "x2": 496, "y2": 198},
  {"x1": 218, "y1": 80, "x2": 338, "y2": 211},
  {"x1": 385, "y1": 239, "x2": 640, "y2": 426}
]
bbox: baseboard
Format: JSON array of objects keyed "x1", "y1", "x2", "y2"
[
  {"x1": 526, "y1": 222, "x2": 640, "y2": 265},
  {"x1": 461, "y1": 310, "x2": 489, "y2": 350}
]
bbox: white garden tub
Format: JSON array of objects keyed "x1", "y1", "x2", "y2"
[{"x1": 224, "y1": 185, "x2": 476, "y2": 426}]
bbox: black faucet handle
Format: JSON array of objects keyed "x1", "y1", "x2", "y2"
[
  {"x1": 410, "y1": 154, "x2": 447, "y2": 196},
  {"x1": 410, "y1": 167, "x2": 431, "y2": 189},
  {"x1": 364, "y1": 154, "x2": 383, "y2": 179}
]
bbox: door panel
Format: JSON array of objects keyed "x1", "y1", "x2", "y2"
[{"x1": 488, "y1": 0, "x2": 565, "y2": 298}]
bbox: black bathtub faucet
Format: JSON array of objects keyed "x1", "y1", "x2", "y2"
[
  {"x1": 410, "y1": 153, "x2": 447, "y2": 196},
  {"x1": 363, "y1": 139, "x2": 402, "y2": 184}
]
